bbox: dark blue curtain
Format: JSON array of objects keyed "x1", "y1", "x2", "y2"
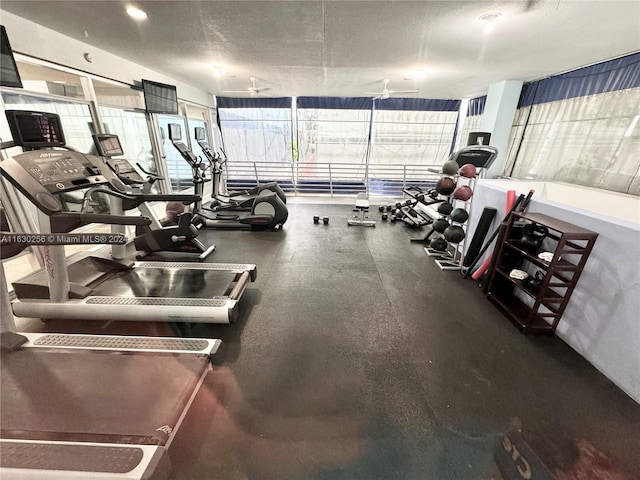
[
  {"x1": 375, "y1": 97, "x2": 460, "y2": 111},
  {"x1": 519, "y1": 51, "x2": 640, "y2": 107},
  {"x1": 296, "y1": 96, "x2": 373, "y2": 110},
  {"x1": 216, "y1": 97, "x2": 292, "y2": 108},
  {"x1": 467, "y1": 96, "x2": 486, "y2": 116}
]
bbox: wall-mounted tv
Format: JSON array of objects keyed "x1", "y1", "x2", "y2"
[
  {"x1": 1, "y1": 25, "x2": 23, "y2": 88},
  {"x1": 142, "y1": 79, "x2": 178, "y2": 115},
  {"x1": 5, "y1": 110, "x2": 66, "y2": 148}
]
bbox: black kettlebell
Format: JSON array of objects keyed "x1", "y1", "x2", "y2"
[
  {"x1": 526, "y1": 270, "x2": 545, "y2": 292},
  {"x1": 520, "y1": 224, "x2": 548, "y2": 252}
]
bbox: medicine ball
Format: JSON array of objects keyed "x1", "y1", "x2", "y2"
[
  {"x1": 452, "y1": 185, "x2": 473, "y2": 201},
  {"x1": 430, "y1": 237, "x2": 448, "y2": 251},
  {"x1": 436, "y1": 177, "x2": 456, "y2": 196},
  {"x1": 437, "y1": 202, "x2": 453, "y2": 216},
  {"x1": 458, "y1": 163, "x2": 477, "y2": 178},
  {"x1": 450, "y1": 207, "x2": 469, "y2": 224},
  {"x1": 442, "y1": 160, "x2": 459, "y2": 175},
  {"x1": 444, "y1": 225, "x2": 466, "y2": 244},
  {"x1": 432, "y1": 218, "x2": 450, "y2": 233}
]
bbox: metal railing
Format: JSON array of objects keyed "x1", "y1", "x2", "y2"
[{"x1": 223, "y1": 161, "x2": 441, "y2": 197}]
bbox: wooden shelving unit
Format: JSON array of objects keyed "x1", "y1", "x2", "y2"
[{"x1": 486, "y1": 212, "x2": 598, "y2": 334}]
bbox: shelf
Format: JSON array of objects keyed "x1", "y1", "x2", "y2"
[
  {"x1": 494, "y1": 269, "x2": 563, "y2": 310},
  {"x1": 487, "y1": 292, "x2": 555, "y2": 334},
  {"x1": 486, "y1": 211, "x2": 598, "y2": 335},
  {"x1": 504, "y1": 241, "x2": 579, "y2": 270}
]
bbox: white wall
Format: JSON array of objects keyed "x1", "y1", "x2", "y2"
[
  {"x1": 468, "y1": 179, "x2": 640, "y2": 404},
  {"x1": 1, "y1": 11, "x2": 212, "y2": 107}
]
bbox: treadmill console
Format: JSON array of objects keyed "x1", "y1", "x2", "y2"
[
  {"x1": 92, "y1": 134, "x2": 145, "y2": 185},
  {"x1": 105, "y1": 158, "x2": 145, "y2": 186},
  {"x1": 450, "y1": 146, "x2": 498, "y2": 169},
  {"x1": 19, "y1": 151, "x2": 106, "y2": 192},
  {"x1": 1, "y1": 110, "x2": 110, "y2": 214}
]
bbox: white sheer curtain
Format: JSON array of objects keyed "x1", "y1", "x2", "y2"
[
  {"x1": 371, "y1": 109, "x2": 458, "y2": 165},
  {"x1": 456, "y1": 114, "x2": 483, "y2": 151},
  {"x1": 505, "y1": 87, "x2": 640, "y2": 195}
]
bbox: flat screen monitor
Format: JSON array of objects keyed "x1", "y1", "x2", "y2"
[
  {"x1": 194, "y1": 126, "x2": 206, "y2": 141},
  {"x1": 1, "y1": 25, "x2": 23, "y2": 88},
  {"x1": 142, "y1": 79, "x2": 178, "y2": 115},
  {"x1": 92, "y1": 134, "x2": 124, "y2": 157},
  {"x1": 5, "y1": 110, "x2": 66, "y2": 148},
  {"x1": 168, "y1": 123, "x2": 182, "y2": 141}
]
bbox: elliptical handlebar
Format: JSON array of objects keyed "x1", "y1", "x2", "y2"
[{"x1": 136, "y1": 162, "x2": 164, "y2": 182}]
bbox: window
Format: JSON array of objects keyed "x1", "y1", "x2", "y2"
[
  {"x1": 156, "y1": 115, "x2": 192, "y2": 191},
  {"x1": 15, "y1": 58, "x2": 85, "y2": 100},
  {"x1": 98, "y1": 106, "x2": 158, "y2": 184},
  {"x1": 1, "y1": 91, "x2": 94, "y2": 152},
  {"x1": 219, "y1": 106, "x2": 293, "y2": 164},
  {"x1": 372, "y1": 109, "x2": 458, "y2": 165}
]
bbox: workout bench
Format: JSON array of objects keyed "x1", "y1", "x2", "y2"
[{"x1": 348, "y1": 192, "x2": 376, "y2": 227}]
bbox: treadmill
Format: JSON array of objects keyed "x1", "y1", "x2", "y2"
[
  {"x1": 0, "y1": 211, "x2": 221, "y2": 479},
  {"x1": 0, "y1": 110, "x2": 256, "y2": 324}
]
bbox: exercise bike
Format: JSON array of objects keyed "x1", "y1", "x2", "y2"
[{"x1": 91, "y1": 133, "x2": 215, "y2": 261}]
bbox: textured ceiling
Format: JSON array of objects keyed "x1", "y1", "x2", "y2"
[{"x1": 2, "y1": 0, "x2": 639, "y2": 99}]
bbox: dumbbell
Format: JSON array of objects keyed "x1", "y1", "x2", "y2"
[
  {"x1": 313, "y1": 215, "x2": 320, "y2": 224},
  {"x1": 323, "y1": 216, "x2": 329, "y2": 225},
  {"x1": 382, "y1": 213, "x2": 388, "y2": 221}
]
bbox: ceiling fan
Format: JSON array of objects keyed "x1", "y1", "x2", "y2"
[
  {"x1": 222, "y1": 76, "x2": 271, "y2": 97},
  {"x1": 365, "y1": 78, "x2": 418, "y2": 100}
]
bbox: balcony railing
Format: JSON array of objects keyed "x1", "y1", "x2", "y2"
[{"x1": 222, "y1": 161, "x2": 441, "y2": 197}]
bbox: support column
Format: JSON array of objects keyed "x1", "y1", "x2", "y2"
[{"x1": 480, "y1": 80, "x2": 523, "y2": 178}]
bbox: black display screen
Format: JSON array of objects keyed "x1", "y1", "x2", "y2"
[
  {"x1": 142, "y1": 79, "x2": 178, "y2": 115},
  {"x1": 0, "y1": 25, "x2": 23, "y2": 88},
  {"x1": 5, "y1": 110, "x2": 66, "y2": 147},
  {"x1": 168, "y1": 123, "x2": 182, "y2": 141},
  {"x1": 93, "y1": 134, "x2": 124, "y2": 157},
  {"x1": 194, "y1": 127, "x2": 206, "y2": 141}
]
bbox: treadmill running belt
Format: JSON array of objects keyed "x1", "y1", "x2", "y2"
[
  {"x1": 1, "y1": 442, "x2": 144, "y2": 473},
  {"x1": 1, "y1": 349, "x2": 208, "y2": 445}
]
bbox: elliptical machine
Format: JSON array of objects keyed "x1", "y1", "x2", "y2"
[
  {"x1": 167, "y1": 123, "x2": 288, "y2": 230},
  {"x1": 194, "y1": 126, "x2": 286, "y2": 211}
]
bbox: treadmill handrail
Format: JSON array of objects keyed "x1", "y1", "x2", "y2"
[{"x1": 50, "y1": 211, "x2": 151, "y2": 233}]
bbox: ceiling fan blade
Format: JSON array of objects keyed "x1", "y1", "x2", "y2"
[{"x1": 390, "y1": 89, "x2": 419, "y2": 94}]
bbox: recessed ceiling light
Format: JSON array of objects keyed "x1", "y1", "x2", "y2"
[
  {"x1": 212, "y1": 66, "x2": 226, "y2": 77},
  {"x1": 126, "y1": 6, "x2": 148, "y2": 21},
  {"x1": 479, "y1": 12, "x2": 501, "y2": 33}
]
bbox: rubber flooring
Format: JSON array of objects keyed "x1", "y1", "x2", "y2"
[{"x1": 18, "y1": 202, "x2": 640, "y2": 480}]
